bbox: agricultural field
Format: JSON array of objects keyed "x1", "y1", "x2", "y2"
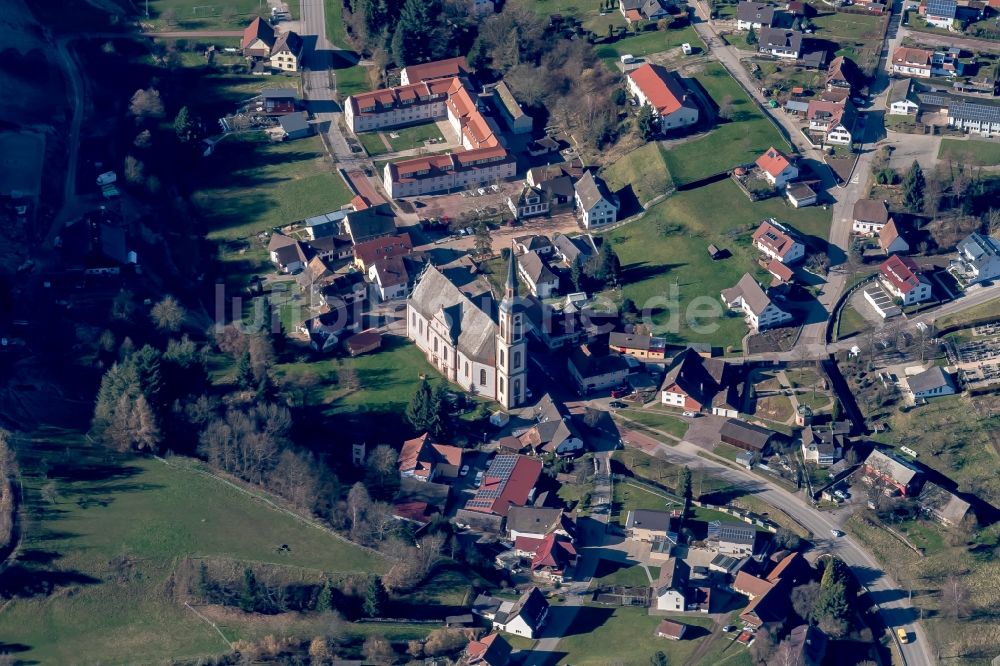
[
  {"x1": 661, "y1": 63, "x2": 790, "y2": 185},
  {"x1": 602, "y1": 177, "x2": 830, "y2": 349},
  {"x1": 937, "y1": 138, "x2": 1000, "y2": 166},
  {"x1": 190, "y1": 133, "x2": 354, "y2": 241},
  {"x1": 614, "y1": 407, "x2": 689, "y2": 438},
  {"x1": 0, "y1": 428, "x2": 385, "y2": 664}
]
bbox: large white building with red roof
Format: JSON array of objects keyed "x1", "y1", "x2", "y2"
[
  {"x1": 755, "y1": 147, "x2": 798, "y2": 187},
  {"x1": 626, "y1": 64, "x2": 700, "y2": 133},
  {"x1": 879, "y1": 255, "x2": 933, "y2": 305}
]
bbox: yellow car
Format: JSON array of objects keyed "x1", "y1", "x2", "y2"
[{"x1": 897, "y1": 628, "x2": 910, "y2": 644}]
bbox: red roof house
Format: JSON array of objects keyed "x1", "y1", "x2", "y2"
[
  {"x1": 464, "y1": 455, "x2": 543, "y2": 517},
  {"x1": 879, "y1": 255, "x2": 932, "y2": 305},
  {"x1": 755, "y1": 147, "x2": 798, "y2": 187}
]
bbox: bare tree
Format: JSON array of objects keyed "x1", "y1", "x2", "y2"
[
  {"x1": 773, "y1": 639, "x2": 805, "y2": 666},
  {"x1": 347, "y1": 482, "x2": 371, "y2": 530},
  {"x1": 129, "y1": 88, "x2": 165, "y2": 119},
  {"x1": 362, "y1": 635, "x2": 394, "y2": 665},
  {"x1": 151, "y1": 295, "x2": 185, "y2": 332},
  {"x1": 941, "y1": 574, "x2": 971, "y2": 619}
]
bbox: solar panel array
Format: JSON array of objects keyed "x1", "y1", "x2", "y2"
[
  {"x1": 951, "y1": 100, "x2": 1000, "y2": 123},
  {"x1": 926, "y1": 0, "x2": 956, "y2": 16},
  {"x1": 465, "y1": 455, "x2": 519, "y2": 509}
]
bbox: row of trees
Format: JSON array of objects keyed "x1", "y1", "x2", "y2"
[
  {"x1": 344, "y1": 0, "x2": 474, "y2": 68},
  {"x1": 0, "y1": 431, "x2": 15, "y2": 553}
]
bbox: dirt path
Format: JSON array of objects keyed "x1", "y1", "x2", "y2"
[{"x1": 683, "y1": 615, "x2": 732, "y2": 666}]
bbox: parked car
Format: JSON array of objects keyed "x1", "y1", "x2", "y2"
[
  {"x1": 474, "y1": 471, "x2": 484, "y2": 487},
  {"x1": 897, "y1": 628, "x2": 909, "y2": 644},
  {"x1": 830, "y1": 529, "x2": 844, "y2": 537},
  {"x1": 722, "y1": 626, "x2": 736, "y2": 633},
  {"x1": 459, "y1": 465, "x2": 470, "y2": 477},
  {"x1": 834, "y1": 489, "x2": 849, "y2": 500},
  {"x1": 611, "y1": 386, "x2": 631, "y2": 398},
  {"x1": 682, "y1": 411, "x2": 698, "y2": 417},
  {"x1": 609, "y1": 401, "x2": 627, "y2": 409}
]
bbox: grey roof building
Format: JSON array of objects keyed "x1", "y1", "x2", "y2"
[
  {"x1": 905, "y1": 366, "x2": 956, "y2": 399},
  {"x1": 758, "y1": 27, "x2": 803, "y2": 57},
  {"x1": 553, "y1": 233, "x2": 599, "y2": 266},
  {"x1": 408, "y1": 266, "x2": 498, "y2": 364},
  {"x1": 707, "y1": 520, "x2": 757, "y2": 555},
  {"x1": 737, "y1": 1, "x2": 777, "y2": 26}
]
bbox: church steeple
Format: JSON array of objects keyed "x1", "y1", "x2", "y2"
[{"x1": 503, "y1": 241, "x2": 518, "y2": 302}]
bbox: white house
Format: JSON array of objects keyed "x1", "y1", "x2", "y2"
[
  {"x1": 736, "y1": 1, "x2": 777, "y2": 30},
  {"x1": 879, "y1": 255, "x2": 933, "y2": 305},
  {"x1": 852, "y1": 199, "x2": 891, "y2": 235},
  {"x1": 492, "y1": 587, "x2": 549, "y2": 639},
  {"x1": 626, "y1": 64, "x2": 700, "y2": 133},
  {"x1": 952, "y1": 233, "x2": 1000, "y2": 284},
  {"x1": 721, "y1": 273, "x2": 793, "y2": 331},
  {"x1": 517, "y1": 251, "x2": 560, "y2": 298},
  {"x1": 755, "y1": 146, "x2": 798, "y2": 188},
  {"x1": 758, "y1": 27, "x2": 802, "y2": 59},
  {"x1": 888, "y1": 78, "x2": 920, "y2": 116},
  {"x1": 807, "y1": 99, "x2": 856, "y2": 145},
  {"x1": 369, "y1": 256, "x2": 415, "y2": 301},
  {"x1": 508, "y1": 184, "x2": 550, "y2": 220},
  {"x1": 879, "y1": 219, "x2": 910, "y2": 255},
  {"x1": 906, "y1": 366, "x2": 956, "y2": 400},
  {"x1": 655, "y1": 559, "x2": 689, "y2": 612},
  {"x1": 574, "y1": 172, "x2": 619, "y2": 229}
]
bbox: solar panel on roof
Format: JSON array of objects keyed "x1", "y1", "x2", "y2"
[
  {"x1": 926, "y1": 0, "x2": 956, "y2": 16},
  {"x1": 952, "y1": 101, "x2": 1000, "y2": 123}
]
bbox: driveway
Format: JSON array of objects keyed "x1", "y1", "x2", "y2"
[{"x1": 885, "y1": 131, "x2": 941, "y2": 171}]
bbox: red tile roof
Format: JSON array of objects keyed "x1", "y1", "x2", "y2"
[
  {"x1": 753, "y1": 220, "x2": 799, "y2": 260},
  {"x1": 880, "y1": 255, "x2": 925, "y2": 294},
  {"x1": 464, "y1": 455, "x2": 543, "y2": 517},
  {"x1": 403, "y1": 56, "x2": 471, "y2": 83},
  {"x1": 628, "y1": 63, "x2": 691, "y2": 116},
  {"x1": 755, "y1": 147, "x2": 792, "y2": 179},
  {"x1": 241, "y1": 16, "x2": 275, "y2": 50},
  {"x1": 353, "y1": 233, "x2": 413, "y2": 268},
  {"x1": 656, "y1": 619, "x2": 687, "y2": 639},
  {"x1": 393, "y1": 500, "x2": 434, "y2": 524},
  {"x1": 734, "y1": 570, "x2": 775, "y2": 599},
  {"x1": 893, "y1": 46, "x2": 932, "y2": 68},
  {"x1": 767, "y1": 259, "x2": 794, "y2": 282}
]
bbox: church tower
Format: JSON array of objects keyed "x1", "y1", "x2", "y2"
[{"x1": 496, "y1": 245, "x2": 528, "y2": 410}]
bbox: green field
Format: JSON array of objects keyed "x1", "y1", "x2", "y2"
[
  {"x1": 335, "y1": 62, "x2": 371, "y2": 98},
  {"x1": 836, "y1": 303, "x2": 869, "y2": 340},
  {"x1": 595, "y1": 562, "x2": 656, "y2": 587},
  {"x1": 359, "y1": 131, "x2": 390, "y2": 156},
  {"x1": 613, "y1": 480, "x2": 680, "y2": 524},
  {"x1": 662, "y1": 63, "x2": 789, "y2": 185},
  {"x1": 324, "y1": 0, "x2": 350, "y2": 47},
  {"x1": 603, "y1": 141, "x2": 674, "y2": 206},
  {"x1": 145, "y1": 0, "x2": 287, "y2": 31},
  {"x1": 192, "y1": 133, "x2": 354, "y2": 241},
  {"x1": 938, "y1": 138, "x2": 1000, "y2": 166},
  {"x1": 616, "y1": 408, "x2": 689, "y2": 438},
  {"x1": 595, "y1": 26, "x2": 703, "y2": 66},
  {"x1": 556, "y1": 606, "x2": 724, "y2": 665},
  {"x1": 603, "y1": 177, "x2": 830, "y2": 349},
  {"x1": 0, "y1": 429, "x2": 383, "y2": 664},
  {"x1": 936, "y1": 296, "x2": 1000, "y2": 329},
  {"x1": 811, "y1": 11, "x2": 883, "y2": 41}
]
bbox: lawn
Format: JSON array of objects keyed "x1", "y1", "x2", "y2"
[
  {"x1": 359, "y1": 131, "x2": 390, "y2": 156},
  {"x1": 602, "y1": 177, "x2": 831, "y2": 349},
  {"x1": 615, "y1": 407, "x2": 689, "y2": 438},
  {"x1": 323, "y1": 0, "x2": 349, "y2": 47},
  {"x1": 662, "y1": 63, "x2": 789, "y2": 185},
  {"x1": 613, "y1": 480, "x2": 680, "y2": 524},
  {"x1": 0, "y1": 428, "x2": 384, "y2": 664},
  {"x1": 556, "y1": 606, "x2": 716, "y2": 665},
  {"x1": 387, "y1": 123, "x2": 446, "y2": 151},
  {"x1": 602, "y1": 141, "x2": 674, "y2": 206},
  {"x1": 810, "y1": 11, "x2": 884, "y2": 41},
  {"x1": 595, "y1": 562, "x2": 655, "y2": 587},
  {"x1": 145, "y1": 0, "x2": 281, "y2": 31},
  {"x1": 511, "y1": 0, "x2": 628, "y2": 34},
  {"x1": 937, "y1": 139, "x2": 1000, "y2": 167},
  {"x1": 935, "y1": 296, "x2": 1000, "y2": 330},
  {"x1": 335, "y1": 62, "x2": 371, "y2": 98},
  {"x1": 191, "y1": 133, "x2": 354, "y2": 241},
  {"x1": 594, "y1": 26, "x2": 704, "y2": 66}
]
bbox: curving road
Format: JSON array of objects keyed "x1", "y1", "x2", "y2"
[{"x1": 620, "y1": 430, "x2": 934, "y2": 666}]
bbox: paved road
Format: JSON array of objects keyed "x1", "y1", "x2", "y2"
[{"x1": 621, "y1": 431, "x2": 934, "y2": 666}]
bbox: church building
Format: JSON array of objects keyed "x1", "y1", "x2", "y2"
[{"x1": 406, "y1": 250, "x2": 528, "y2": 410}]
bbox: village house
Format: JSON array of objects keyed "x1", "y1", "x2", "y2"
[
  {"x1": 752, "y1": 219, "x2": 805, "y2": 264},
  {"x1": 660, "y1": 348, "x2": 743, "y2": 416},
  {"x1": 758, "y1": 27, "x2": 803, "y2": 59},
  {"x1": 807, "y1": 98, "x2": 856, "y2": 145},
  {"x1": 609, "y1": 332, "x2": 668, "y2": 361},
  {"x1": 506, "y1": 506, "x2": 576, "y2": 541},
  {"x1": 574, "y1": 172, "x2": 620, "y2": 229},
  {"x1": 369, "y1": 254, "x2": 424, "y2": 301},
  {"x1": 906, "y1": 366, "x2": 957, "y2": 399},
  {"x1": 654, "y1": 558, "x2": 690, "y2": 612},
  {"x1": 626, "y1": 64, "x2": 700, "y2": 133},
  {"x1": 344, "y1": 206, "x2": 398, "y2": 244},
  {"x1": 491, "y1": 81, "x2": 533, "y2": 134},
  {"x1": 736, "y1": 1, "x2": 779, "y2": 29},
  {"x1": 755, "y1": 146, "x2": 798, "y2": 188},
  {"x1": 766, "y1": 259, "x2": 794, "y2": 286},
  {"x1": 517, "y1": 251, "x2": 560, "y2": 298},
  {"x1": 879, "y1": 255, "x2": 933, "y2": 305},
  {"x1": 513, "y1": 533, "x2": 578, "y2": 582},
  {"x1": 268, "y1": 234, "x2": 309, "y2": 273},
  {"x1": 491, "y1": 587, "x2": 549, "y2": 639},
  {"x1": 800, "y1": 422, "x2": 849, "y2": 466},
  {"x1": 398, "y1": 433, "x2": 464, "y2": 481},
  {"x1": 626, "y1": 509, "x2": 681, "y2": 544},
  {"x1": 916, "y1": 481, "x2": 971, "y2": 526},
  {"x1": 891, "y1": 47, "x2": 963, "y2": 78},
  {"x1": 507, "y1": 184, "x2": 550, "y2": 220},
  {"x1": 241, "y1": 17, "x2": 304, "y2": 72},
  {"x1": 719, "y1": 418, "x2": 777, "y2": 455},
  {"x1": 463, "y1": 632, "x2": 512, "y2": 666},
  {"x1": 736, "y1": 552, "x2": 809, "y2": 629},
  {"x1": 344, "y1": 329, "x2": 382, "y2": 356},
  {"x1": 826, "y1": 56, "x2": 862, "y2": 93},
  {"x1": 879, "y1": 219, "x2": 910, "y2": 255},
  {"x1": 553, "y1": 233, "x2": 600, "y2": 267},
  {"x1": 353, "y1": 233, "x2": 413, "y2": 272},
  {"x1": 514, "y1": 234, "x2": 554, "y2": 257},
  {"x1": 888, "y1": 78, "x2": 920, "y2": 116},
  {"x1": 518, "y1": 394, "x2": 585, "y2": 457},
  {"x1": 920, "y1": 0, "x2": 957, "y2": 28},
  {"x1": 463, "y1": 454, "x2": 543, "y2": 518},
  {"x1": 407, "y1": 253, "x2": 528, "y2": 409},
  {"x1": 948, "y1": 96, "x2": 1000, "y2": 136},
  {"x1": 863, "y1": 449, "x2": 923, "y2": 496},
  {"x1": 852, "y1": 199, "x2": 892, "y2": 235},
  {"x1": 567, "y1": 344, "x2": 630, "y2": 395},
  {"x1": 952, "y1": 233, "x2": 1000, "y2": 284},
  {"x1": 707, "y1": 520, "x2": 757, "y2": 555},
  {"x1": 721, "y1": 273, "x2": 793, "y2": 331},
  {"x1": 620, "y1": 0, "x2": 674, "y2": 22}
]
